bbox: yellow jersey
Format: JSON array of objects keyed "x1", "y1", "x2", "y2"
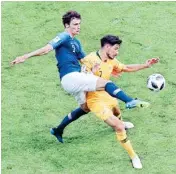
[
  {"x1": 81, "y1": 51, "x2": 125, "y2": 80},
  {"x1": 81, "y1": 51, "x2": 125, "y2": 101}
]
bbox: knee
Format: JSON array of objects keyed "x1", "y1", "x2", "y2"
[
  {"x1": 96, "y1": 78, "x2": 111, "y2": 90},
  {"x1": 114, "y1": 121, "x2": 125, "y2": 132},
  {"x1": 80, "y1": 103, "x2": 90, "y2": 113}
]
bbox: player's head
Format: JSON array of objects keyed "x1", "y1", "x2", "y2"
[
  {"x1": 62, "y1": 11, "x2": 81, "y2": 36},
  {"x1": 101, "y1": 35, "x2": 122, "y2": 59}
]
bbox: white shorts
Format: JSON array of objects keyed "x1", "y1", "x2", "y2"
[{"x1": 61, "y1": 72, "x2": 99, "y2": 105}]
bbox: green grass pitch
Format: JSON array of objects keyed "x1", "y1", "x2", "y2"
[{"x1": 1, "y1": 1, "x2": 176, "y2": 174}]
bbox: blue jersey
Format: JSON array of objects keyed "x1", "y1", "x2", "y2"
[{"x1": 49, "y1": 32, "x2": 86, "y2": 79}]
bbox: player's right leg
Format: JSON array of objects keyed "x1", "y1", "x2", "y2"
[
  {"x1": 61, "y1": 72, "x2": 149, "y2": 109},
  {"x1": 96, "y1": 78, "x2": 150, "y2": 109},
  {"x1": 104, "y1": 116, "x2": 142, "y2": 169}
]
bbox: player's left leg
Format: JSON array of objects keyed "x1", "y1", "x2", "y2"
[
  {"x1": 104, "y1": 116, "x2": 142, "y2": 169},
  {"x1": 50, "y1": 106, "x2": 88, "y2": 143},
  {"x1": 51, "y1": 91, "x2": 89, "y2": 143},
  {"x1": 112, "y1": 107, "x2": 134, "y2": 129},
  {"x1": 87, "y1": 99, "x2": 142, "y2": 168}
]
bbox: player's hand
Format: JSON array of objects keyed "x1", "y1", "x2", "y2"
[
  {"x1": 146, "y1": 57, "x2": 160, "y2": 67},
  {"x1": 10, "y1": 55, "x2": 28, "y2": 66},
  {"x1": 92, "y1": 63, "x2": 100, "y2": 73}
]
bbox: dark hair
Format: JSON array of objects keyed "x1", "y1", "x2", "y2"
[
  {"x1": 62, "y1": 11, "x2": 81, "y2": 27},
  {"x1": 101, "y1": 35, "x2": 122, "y2": 47}
]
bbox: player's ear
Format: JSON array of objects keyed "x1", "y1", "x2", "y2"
[
  {"x1": 65, "y1": 23, "x2": 69, "y2": 28},
  {"x1": 104, "y1": 44, "x2": 108, "y2": 49},
  {"x1": 105, "y1": 44, "x2": 111, "y2": 50}
]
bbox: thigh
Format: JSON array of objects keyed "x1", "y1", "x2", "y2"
[
  {"x1": 74, "y1": 91, "x2": 87, "y2": 105},
  {"x1": 61, "y1": 72, "x2": 99, "y2": 94},
  {"x1": 89, "y1": 102, "x2": 114, "y2": 121}
]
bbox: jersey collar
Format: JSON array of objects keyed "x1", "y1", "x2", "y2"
[
  {"x1": 96, "y1": 50, "x2": 102, "y2": 60},
  {"x1": 96, "y1": 50, "x2": 108, "y2": 62}
]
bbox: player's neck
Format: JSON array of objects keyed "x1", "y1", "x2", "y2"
[
  {"x1": 99, "y1": 49, "x2": 108, "y2": 62},
  {"x1": 65, "y1": 29, "x2": 76, "y2": 38}
]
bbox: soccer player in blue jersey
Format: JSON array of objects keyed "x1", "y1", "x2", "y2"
[{"x1": 11, "y1": 11, "x2": 157, "y2": 143}]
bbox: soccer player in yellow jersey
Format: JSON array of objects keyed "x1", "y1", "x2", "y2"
[
  {"x1": 50, "y1": 35, "x2": 159, "y2": 168},
  {"x1": 80, "y1": 35, "x2": 159, "y2": 169}
]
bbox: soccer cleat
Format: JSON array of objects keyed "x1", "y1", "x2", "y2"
[
  {"x1": 126, "y1": 99, "x2": 150, "y2": 109},
  {"x1": 50, "y1": 128, "x2": 64, "y2": 143},
  {"x1": 123, "y1": 121, "x2": 134, "y2": 129},
  {"x1": 131, "y1": 155, "x2": 143, "y2": 169}
]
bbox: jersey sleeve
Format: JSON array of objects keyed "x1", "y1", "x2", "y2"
[
  {"x1": 111, "y1": 59, "x2": 125, "y2": 76},
  {"x1": 48, "y1": 32, "x2": 69, "y2": 49},
  {"x1": 113, "y1": 59, "x2": 125, "y2": 71}
]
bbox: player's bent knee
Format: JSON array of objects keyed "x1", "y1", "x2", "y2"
[
  {"x1": 80, "y1": 103, "x2": 90, "y2": 113},
  {"x1": 96, "y1": 78, "x2": 111, "y2": 90},
  {"x1": 115, "y1": 121, "x2": 125, "y2": 132},
  {"x1": 105, "y1": 116, "x2": 124, "y2": 131}
]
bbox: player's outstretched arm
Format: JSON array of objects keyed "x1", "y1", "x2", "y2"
[
  {"x1": 11, "y1": 44, "x2": 53, "y2": 65},
  {"x1": 122, "y1": 57, "x2": 160, "y2": 72}
]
